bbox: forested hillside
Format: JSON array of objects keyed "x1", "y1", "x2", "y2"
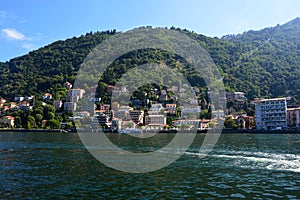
[{"x1": 1, "y1": 18, "x2": 300, "y2": 102}]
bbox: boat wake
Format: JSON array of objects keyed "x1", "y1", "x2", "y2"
[{"x1": 185, "y1": 150, "x2": 300, "y2": 173}]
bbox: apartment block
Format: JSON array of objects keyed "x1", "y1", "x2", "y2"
[
  {"x1": 255, "y1": 98, "x2": 287, "y2": 130},
  {"x1": 129, "y1": 110, "x2": 144, "y2": 125}
]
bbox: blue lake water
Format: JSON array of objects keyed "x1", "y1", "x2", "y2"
[{"x1": 1, "y1": 132, "x2": 300, "y2": 199}]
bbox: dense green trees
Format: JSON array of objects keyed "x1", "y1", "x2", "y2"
[
  {"x1": 4, "y1": 102, "x2": 72, "y2": 130},
  {"x1": 1, "y1": 18, "x2": 300, "y2": 105},
  {"x1": 46, "y1": 119, "x2": 60, "y2": 129},
  {"x1": 224, "y1": 116, "x2": 238, "y2": 129}
]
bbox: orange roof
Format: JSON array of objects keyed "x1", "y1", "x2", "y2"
[
  {"x1": 4, "y1": 116, "x2": 14, "y2": 120},
  {"x1": 166, "y1": 104, "x2": 176, "y2": 106}
]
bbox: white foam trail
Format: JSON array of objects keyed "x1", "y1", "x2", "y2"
[{"x1": 184, "y1": 150, "x2": 300, "y2": 173}]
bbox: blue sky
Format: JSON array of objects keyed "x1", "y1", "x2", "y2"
[{"x1": 1, "y1": 0, "x2": 300, "y2": 62}]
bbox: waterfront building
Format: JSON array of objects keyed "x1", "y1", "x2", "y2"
[
  {"x1": 255, "y1": 98, "x2": 287, "y2": 130},
  {"x1": 129, "y1": 110, "x2": 144, "y2": 125},
  {"x1": 144, "y1": 114, "x2": 166, "y2": 128},
  {"x1": 173, "y1": 119, "x2": 209, "y2": 130},
  {"x1": 287, "y1": 107, "x2": 300, "y2": 128},
  {"x1": 0, "y1": 116, "x2": 14, "y2": 127}
]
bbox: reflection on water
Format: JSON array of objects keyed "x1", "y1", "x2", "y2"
[{"x1": 0, "y1": 132, "x2": 299, "y2": 199}]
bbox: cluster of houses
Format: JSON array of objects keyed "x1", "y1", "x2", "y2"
[
  {"x1": 73, "y1": 88, "x2": 254, "y2": 132},
  {"x1": 0, "y1": 81, "x2": 85, "y2": 128},
  {"x1": 1, "y1": 81, "x2": 300, "y2": 132},
  {"x1": 0, "y1": 96, "x2": 35, "y2": 127},
  {"x1": 91, "y1": 103, "x2": 207, "y2": 131}
]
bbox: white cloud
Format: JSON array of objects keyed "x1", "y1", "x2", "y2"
[
  {"x1": 0, "y1": 11, "x2": 7, "y2": 18},
  {"x1": 21, "y1": 43, "x2": 35, "y2": 50},
  {"x1": 2, "y1": 28, "x2": 25, "y2": 40},
  {"x1": 234, "y1": 21, "x2": 248, "y2": 33}
]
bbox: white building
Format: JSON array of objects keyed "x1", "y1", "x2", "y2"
[
  {"x1": 42, "y1": 93, "x2": 53, "y2": 100},
  {"x1": 145, "y1": 114, "x2": 166, "y2": 127},
  {"x1": 180, "y1": 105, "x2": 201, "y2": 118},
  {"x1": 173, "y1": 119, "x2": 210, "y2": 130},
  {"x1": 129, "y1": 110, "x2": 144, "y2": 125},
  {"x1": 64, "y1": 102, "x2": 77, "y2": 112},
  {"x1": 67, "y1": 89, "x2": 85, "y2": 102},
  {"x1": 114, "y1": 106, "x2": 133, "y2": 120},
  {"x1": 53, "y1": 100, "x2": 63, "y2": 109},
  {"x1": 255, "y1": 98, "x2": 287, "y2": 130},
  {"x1": 14, "y1": 96, "x2": 25, "y2": 102},
  {"x1": 150, "y1": 103, "x2": 164, "y2": 112},
  {"x1": 212, "y1": 110, "x2": 225, "y2": 119}
]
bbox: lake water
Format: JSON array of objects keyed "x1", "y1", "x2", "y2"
[{"x1": 1, "y1": 132, "x2": 300, "y2": 199}]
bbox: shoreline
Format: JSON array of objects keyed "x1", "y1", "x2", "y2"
[
  {"x1": 1, "y1": 128, "x2": 300, "y2": 134},
  {"x1": 0, "y1": 129, "x2": 68, "y2": 133}
]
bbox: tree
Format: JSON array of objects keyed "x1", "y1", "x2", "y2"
[
  {"x1": 28, "y1": 116, "x2": 36, "y2": 128},
  {"x1": 43, "y1": 105, "x2": 56, "y2": 120},
  {"x1": 224, "y1": 116, "x2": 238, "y2": 129},
  {"x1": 35, "y1": 114, "x2": 43, "y2": 128},
  {"x1": 64, "y1": 121, "x2": 75, "y2": 130},
  {"x1": 200, "y1": 109, "x2": 210, "y2": 119},
  {"x1": 208, "y1": 121, "x2": 216, "y2": 128},
  {"x1": 14, "y1": 116, "x2": 22, "y2": 128},
  {"x1": 46, "y1": 112, "x2": 55, "y2": 120},
  {"x1": 33, "y1": 107, "x2": 44, "y2": 115},
  {"x1": 20, "y1": 110, "x2": 31, "y2": 128},
  {"x1": 25, "y1": 121, "x2": 31, "y2": 130},
  {"x1": 46, "y1": 119, "x2": 60, "y2": 129},
  {"x1": 166, "y1": 116, "x2": 173, "y2": 126}
]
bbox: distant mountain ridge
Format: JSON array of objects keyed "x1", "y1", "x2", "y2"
[{"x1": 1, "y1": 18, "x2": 300, "y2": 102}]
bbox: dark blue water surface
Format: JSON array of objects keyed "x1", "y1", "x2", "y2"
[{"x1": 1, "y1": 132, "x2": 299, "y2": 199}]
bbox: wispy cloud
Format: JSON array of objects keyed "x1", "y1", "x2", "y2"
[
  {"x1": 234, "y1": 21, "x2": 248, "y2": 33},
  {"x1": 0, "y1": 11, "x2": 7, "y2": 18},
  {"x1": 2, "y1": 28, "x2": 25, "y2": 40},
  {"x1": 21, "y1": 43, "x2": 35, "y2": 50}
]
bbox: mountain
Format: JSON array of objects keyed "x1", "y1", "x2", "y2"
[
  {"x1": 221, "y1": 17, "x2": 300, "y2": 99},
  {"x1": 0, "y1": 30, "x2": 116, "y2": 99},
  {"x1": 1, "y1": 18, "x2": 300, "y2": 102}
]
